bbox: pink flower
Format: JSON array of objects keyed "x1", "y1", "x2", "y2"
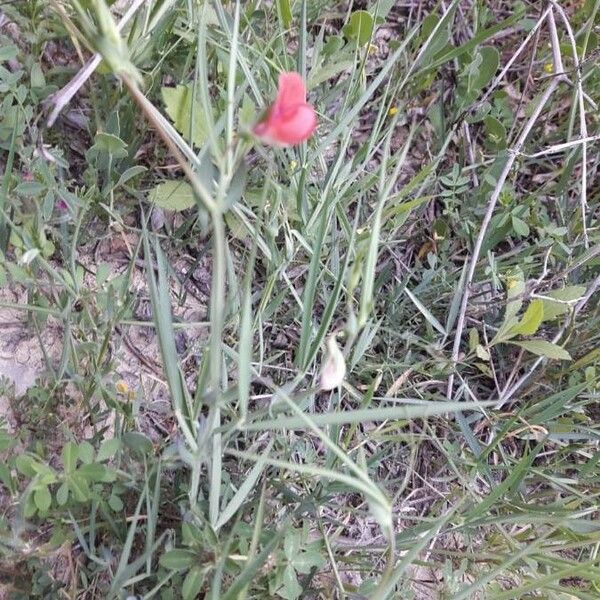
[{"x1": 253, "y1": 72, "x2": 317, "y2": 146}]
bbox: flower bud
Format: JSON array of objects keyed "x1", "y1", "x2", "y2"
[{"x1": 253, "y1": 72, "x2": 317, "y2": 146}]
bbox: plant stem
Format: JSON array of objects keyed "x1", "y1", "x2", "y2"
[{"x1": 446, "y1": 9, "x2": 564, "y2": 402}]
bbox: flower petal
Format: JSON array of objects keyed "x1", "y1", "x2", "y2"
[
  {"x1": 275, "y1": 72, "x2": 307, "y2": 111},
  {"x1": 253, "y1": 72, "x2": 317, "y2": 146},
  {"x1": 271, "y1": 103, "x2": 317, "y2": 145}
]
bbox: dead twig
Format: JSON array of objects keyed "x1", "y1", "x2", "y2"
[{"x1": 517, "y1": 134, "x2": 600, "y2": 158}]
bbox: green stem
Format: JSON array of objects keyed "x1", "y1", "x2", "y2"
[{"x1": 207, "y1": 205, "x2": 226, "y2": 527}]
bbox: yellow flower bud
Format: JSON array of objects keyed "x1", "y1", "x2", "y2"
[{"x1": 116, "y1": 380, "x2": 130, "y2": 395}]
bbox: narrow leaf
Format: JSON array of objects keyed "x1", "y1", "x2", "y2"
[
  {"x1": 404, "y1": 287, "x2": 446, "y2": 336},
  {"x1": 509, "y1": 299, "x2": 544, "y2": 337},
  {"x1": 215, "y1": 441, "x2": 272, "y2": 530},
  {"x1": 511, "y1": 340, "x2": 572, "y2": 360}
]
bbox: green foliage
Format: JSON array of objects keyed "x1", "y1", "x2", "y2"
[
  {"x1": 277, "y1": 0, "x2": 293, "y2": 28},
  {"x1": 161, "y1": 84, "x2": 208, "y2": 147},
  {"x1": 510, "y1": 339, "x2": 572, "y2": 360},
  {"x1": 343, "y1": 10, "x2": 375, "y2": 46},
  {"x1": 15, "y1": 439, "x2": 122, "y2": 519},
  {"x1": 148, "y1": 180, "x2": 197, "y2": 211},
  {"x1": 0, "y1": 0, "x2": 598, "y2": 598}
]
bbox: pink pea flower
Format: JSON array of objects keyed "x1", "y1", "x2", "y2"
[{"x1": 253, "y1": 72, "x2": 317, "y2": 146}]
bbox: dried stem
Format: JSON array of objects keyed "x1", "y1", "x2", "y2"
[
  {"x1": 549, "y1": 0, "x2": 590, "y2": 248},
  {"x1": 475, "y1": 5, "x2": 552, "y2": 112},
  {"x1": 446, "y1": 8, "x2": 564, "y2": 402},
  {"x1": 519, "y1": 134, "x2": 600, "y2": 158}
]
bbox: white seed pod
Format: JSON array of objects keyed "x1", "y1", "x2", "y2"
[{"x1": 320, "y1": 334, "x2": 346, "y2": 391}]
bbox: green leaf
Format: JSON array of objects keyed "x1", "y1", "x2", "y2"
[
  {"x1": 505, "y1": 269, "x2": 525, "y2": 322},
  {"x1": 34, "y1": 486, "x2": 51, "y2": 513},
  {"x1": 30, "y1": 63, "x2": 46, "y2": 88},
  {"x1": 78, "y1": 463, "x2": 116, "y2": 483},
  {"x1": 0, "y1": 45, "x2": 18, "y2": 61},
  {"x1": 279, "y1": 565, "x2": 302, "y2": 600},
  {"x1": 148, "y1": 180, "x2": 196, "y2": 212},
  {"x1": 224, "y1": 211, "x2": 246, "y2": 240},
  {"x1": 24, "y1": 492, "x2": 37, "y2": 518},
  {"x1": 68, "y1": 474, "x2": 92, "y2": 502},
  {"x1": 509, "y1": 299, "x2": 544, "y2": 337},
  {"x1": 284, "y1": 531, "x2": 301, "y2": 561},
  {"x1": 220, "y1": 519, "x2": 288, "y2": 600},
  {"x1": 419, "y1": 10, "x2": 523, "y2": 73},
  {"x1": 493, "y1": 268, "x2": 525, "y2": 343},
  {"x1": 122, "y1": 431, "x2": 154, "y2": 456},
  {"x1": 308, "y1": 58, "x2": 356, "y2": 87},
  {"x1": 15, "y1": 181, "x2": 46, "y2": 196},
  {"x1": 108, "y1": 493, "x2": 123, "y2": 512},
  {"x1": 94, "y1": 132, "x2": 128, "y2": 158},
  {"x1": 541, "y1": 285, "x2": 586, "y2": 321},
  {"x1": 470, "y1": 46, "x2": 499, "y2": 90},
  {"x1": 56, "y1": 482, "x2": 69, "y2": 506},
  {"x1": 0, "y1": 430, "x2": 16, "y2": 452},
  {"x1": 115, "y1": 165, "x2": 147, "y2": 190},
  {"x1": 404, "y1": 287, "x2": 446, "y2": 335},
  {"x1": 367, "y1": 494, "x2": 393, "y2": 541},
  {"x1": 511, "y1": 216, "x2": 529, "y2": 237},
  {"x1": 571, "y1": 347, "x2": 600, "y2": 371},
  {"x1": 343, "y1": 10, "x2": 374, "y2": 46},
  {"x1": 511, "y1": 340, "x2": 572, "y2": 360},
  {"x1": 238, "y1": 93, "x2": 256, "y2": 127},
  {"x1": 374, "y1": 0, "x2": 397, "y2": 21},
  {"x1": 75, "y1": 0, "x2": 142, "y2": 84},
  {"x1": 223, "y1": 162, "x2": 247, "y2": 210},
  {"x1": 322, "y1": 35, "x2": 345, "y2": 56},
  {"x1": 96, "y1": 438, "x2": 121, "y2": 462},
  {"x1": 215, "y1": 440, "x2": 272, "y2": 530},
  {"x1": 161, "y1": 84, "x2": 207, "y2": 147},
  {"x1": 293, "y1": 550, "x2": 325, "y2": 574},
  {"x1": 29, "y1": 461, "x2": 56, "y2": 479},
  {"x1": 277, "y1": 0, "x2": 293, "y2": 27},
  {"x1": 62, "y1": 442, "x2": 79, "y2": 473},
  {"x1": 468, "y1": 328, "x2": 479, "y2": 351},
  {"x1": 383, "y1": 195, "x2": 432, "y2": 225},
  {"x1": 469, "y1": 445, "x2": 541, "y2": 519},
  {"x1": 181, "y1": 522, "x2": 202, "y2": 546},
  {"x1": 15, "y1": 455, "x2": 37, "y2": 477},
  {"x1": 141, "y1": 230, "x2": 197, "y2": 455},
  {"x1": 182, "y1": 565, "x2": 206, "y2": 600},
  {"x1": 159, "y1": 549, "x2": 196, "y2": 570},
  {"x1": 523, "y1": 383, "x2": 587, "y2": 425},
  {"x1": 476, "y1": 344, "x2": 490, "y2": 361},
  {"x1": 0, "y1": 464, "x2": 14, "y2": 494},
  {"x1": 484, "y1": 115, "x2": 507, "y2": 148},
  {"x1": 78, "y1": 441, "x2": 95, "y2": 465},
  {"x1": 418, "y1": 12, "x2": 451, "y2": 64},
  {"x1": 242, "y1": 400, "x2": 492, "y2": 431}
]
